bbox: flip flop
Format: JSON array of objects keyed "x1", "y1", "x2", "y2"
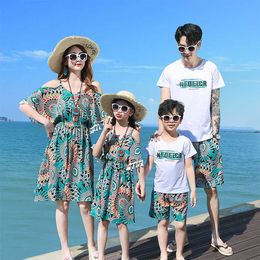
[
  {"x1": 88, "y1": 250, "x2": 98, "y2": 260},
  {"x1": 211, "y1": 242, "x2": 233, "y2": 256}
]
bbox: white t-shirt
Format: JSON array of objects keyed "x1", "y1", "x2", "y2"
[
  {"x1": 146, "y1": 135, "x2": 197, "y2": 194},
  {"x1": 157, "y1": 59, "x2": 225, "y2": 142}
]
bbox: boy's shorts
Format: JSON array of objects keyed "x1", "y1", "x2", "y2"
[
  {"x1": 149, "y1": 190, "x2": 188, "y2": 222},
  {"x1": 193, "y1": 138, "x2": 224, "y2": 189}
]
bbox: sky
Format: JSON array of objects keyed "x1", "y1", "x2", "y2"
[{"x1": 0, "y1": 0, "x2": 259, "y2": 129}]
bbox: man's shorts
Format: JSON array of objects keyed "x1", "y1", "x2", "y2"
[
  {"x1": 193, "y1": 138, "x2": 224, "y2": 188},
  {"x1": 149, "y1": 190, "x2": 188, "y2": 222}
]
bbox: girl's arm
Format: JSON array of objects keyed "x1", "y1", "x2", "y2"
[
  {"x1": 92, "y1": 116, "x2": 112, "y2": 158},
  {"x1": 185, "y1": 157, "x2": 197, "y2": 207},
  {"x1": 144, "y1": 155, "x2": 154, "y2": 177}
]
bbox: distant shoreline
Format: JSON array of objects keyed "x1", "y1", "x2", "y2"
[{"x1": 1, "y1": 120, "x2": 259, "y2": 132}]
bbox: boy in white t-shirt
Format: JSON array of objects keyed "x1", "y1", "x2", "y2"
[{"x1": 145, "y1": 99, "x2": 197, "y2": 260}]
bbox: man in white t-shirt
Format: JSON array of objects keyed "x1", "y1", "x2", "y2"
[
  {"x1": 157, "y1": 23, "x2": 233, "y2": 256},
  {"x1": 145, "y1": 99, "x2": 197, "y2": 260}
]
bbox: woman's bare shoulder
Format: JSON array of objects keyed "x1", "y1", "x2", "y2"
[
  {"x1": 41, "y1": 79, "x2": 61, "y2": 88},
  {"x1": 131, "y1": 128, "x2": 140, "y2": 143},
  {"x1": 92, "y1": 80, "x2": 102, "y2": 93}
]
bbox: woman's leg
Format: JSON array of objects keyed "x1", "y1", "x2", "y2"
[
  {"x1": 117, "y1": 224, "x2": 130, "y2": 260},
  {"x1": 174, "y1": 220, "x2": 186, "y2": 260},
  {"x1": 78, "y1": 202, "x2": 97, "y2": 257},
  {"x1": 56, "y1": 200, "x2": 71, "y2": 259},
  {"x1": 98, "y1": 220, "x2": 109, "y2": 260},
  {"x1": 157, "y1": 219, "x2": 169, "y2": 260}
]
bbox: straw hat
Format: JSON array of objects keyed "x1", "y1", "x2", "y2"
[
  {"x1": 48, "y1": 36, "x2": 99, "y2": 73},
  {"x1": 101, "y1": 91, "x2": 147, "y2": 122}
]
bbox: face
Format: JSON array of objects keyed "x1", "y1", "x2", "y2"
[
  {"x1": 64, "y1": 46, "x2": 88, "y2": 72},
  {"x1": 112, "y1": 100, "x2": 134, "y2": 122},
  {"x1": 160, "y1": 108, "x2": 182, "y2": 132},
  {"x1": 178, "y1": 36, "x2": 201, "y2": 62}
]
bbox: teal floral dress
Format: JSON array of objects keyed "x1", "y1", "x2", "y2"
[
  {"x1": 21, "y1": 84, "x2": 105, "y2": 202},
  {"x1": 91, "y1": 128, "x2": 143, "y2": 224}
]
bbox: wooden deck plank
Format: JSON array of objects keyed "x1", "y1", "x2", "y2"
[{"x1": 78, "y1": 208, "x2": 260, "y2": 260}]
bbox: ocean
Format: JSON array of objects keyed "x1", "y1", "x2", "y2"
[{"x1": 0, "y1": 122, "x2": 260, "y2": 260}]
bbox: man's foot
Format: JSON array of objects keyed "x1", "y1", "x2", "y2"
[
  {"x1": 211, "y1": 238, "x2": 233, "y2": 256},
  {"x1": 62, "y1": 249, "x2": 73, "y2": 260},
  {"x1": 166, "y1": 238, "x2": 189, "y2": 253},
  {"x1": 176, "y1": 255, "x2": 185, "y2": 260},
  {"x1": 160, "y1": 252, "x2": 168, "y2": 260}
]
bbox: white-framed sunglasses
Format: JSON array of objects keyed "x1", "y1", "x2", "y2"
[
  {"x1": 112, "y1": 103, "x2": 131, "y2": 113},
  {"x1": 65, "y1": 52, "x2": 88, "y2": 61},
  {"x1": 161, "y1": 114, "x2": 182, "y2": 122},
  {"x1": 177, "y1": 41, "x2": 200, "y2": 53}
]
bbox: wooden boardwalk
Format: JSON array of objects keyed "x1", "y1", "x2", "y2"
[{"x1": 77, "y1": 208, "x2": 260, "y2": 260}]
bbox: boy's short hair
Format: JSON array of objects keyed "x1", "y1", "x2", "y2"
[
  {"x1": 158, "y1": 99, "x2": 185, "y2": 118},
  {"x1": 175, "y1": 23, "x2": 202, "y2": 45}
]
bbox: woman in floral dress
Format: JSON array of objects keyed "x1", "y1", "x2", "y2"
[
  {"x1": 91, "y1": 91, "x2": 146, "y2": 260},
  {"x1": 19, "y1": 36, "x2": 104, "y2": 260}
]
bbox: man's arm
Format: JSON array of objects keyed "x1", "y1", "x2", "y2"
[{"x1": 211, "y1": 89, "x2": 221, "y2": 137}]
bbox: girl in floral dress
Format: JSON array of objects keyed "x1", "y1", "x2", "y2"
[
  {"x1": 19, "y1": 36, "x2": 104, "y2": 260},
  {"x1": 91, "y1": 91, "x2": 146, "y2": 260}
]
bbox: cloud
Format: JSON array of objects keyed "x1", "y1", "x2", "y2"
[
  {"x1": 210, "y1": 56, "x2": 260, "y2": 72},
  {"x1": 0, "y1": 52, "x2": 18, "y2": 62},
  {"x1": 16, "y1": 50, "x2": 50, "y2": 59}
]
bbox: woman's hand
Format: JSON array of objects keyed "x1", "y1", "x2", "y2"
[{"x1": 43, "y1": 119, "x2": 54, "y2": 138}]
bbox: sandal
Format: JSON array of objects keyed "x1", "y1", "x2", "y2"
[
  {"x1": 88, "y1": 250, "x2": 98, "y2": 260},
  {"x1": 211, "y1": 242, "x2": 233, "y2": 256},
  {"x1": 166, "y1": 239, "x2": 189, "y2": 253}
]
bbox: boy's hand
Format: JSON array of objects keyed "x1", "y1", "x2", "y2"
[
  {"x1": 135, "y1": 181, "x2": 146, "y2": 201},
  {"x1": 190, "y1": 190, "x2": 197, "y2": 207}
]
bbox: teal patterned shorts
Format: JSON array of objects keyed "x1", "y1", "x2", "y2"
[
  {"x1": 193, "y1": 138, "x2": 224, "y2": 188},
  {"x1": 149, "y1": 190, "x2": 188, "y2": 222}
]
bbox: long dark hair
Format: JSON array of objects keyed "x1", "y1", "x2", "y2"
[
  {"x1": 57, "y1": 44, "x2": 97, "y2": 92},
  {"x1": 111, "y1": 99, "x2": 138, "y2": 129}
]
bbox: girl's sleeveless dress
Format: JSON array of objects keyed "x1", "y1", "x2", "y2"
[
  {"x1": 21, "y1": 84, "x2": 105, "y2": 202},
  {"x1": 91, "y1": 129, "x2": 143, "y2": 224}
]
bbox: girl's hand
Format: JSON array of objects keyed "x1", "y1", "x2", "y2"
[
  {"x1": 190, "y1": 190, "x2": 197, "y2": 208},
  {"x1": 135, "y1": 181, "x2": 146, "y2": 201},
  {"x1": 43, "y1": 119, "x2": 54, "y2": 139},
  {"x1": 103, "y1": 116, "x2": 113, "y2": 133}
]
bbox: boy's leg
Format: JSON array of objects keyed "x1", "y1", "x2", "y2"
[
  {"x1": 174, "y1": 220, "x2": 186, "y2": 260},
  {"x1": 117, "y1": 223, "x2": 129, "y2": 260},
  {"x1": 157, "y1": 219, "x2": 169, "y2": 260},
  {"x1": 149, "y1": 190, "x2": 170, "y2": 260},
  {"x1": 172, "y1": 193, "x2": 188, "y2": 260},
  {"x1": 98, "y1": 220, "x2": 109, "y2": 260}
]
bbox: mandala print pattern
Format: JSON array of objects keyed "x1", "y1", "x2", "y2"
[
  {"x1": 91, "y1": 130, "x2": 143, "y2": 224},
  {"x1": 193, "y1": 138, "x2": 224, "y2": 188},
  {"x1": 23, "y1": 84, "x2": 105, "y2": 201},
  {"x1": 149, "y1": 190, "x2": 188, "y2": 221}
]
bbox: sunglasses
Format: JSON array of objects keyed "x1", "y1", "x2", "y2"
[
  {"x1": 65, "y1": 52, "x2": 88, "y2": 61},
  {"x1": 112, "y1": 103, "x2": 131, "y2": 113},
  {"x1": 177, "y1": 42, "x2": 199, "y2": 53},
  {"x1": 161, "y1": 114, "x2": 181, "y2": 122}
]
